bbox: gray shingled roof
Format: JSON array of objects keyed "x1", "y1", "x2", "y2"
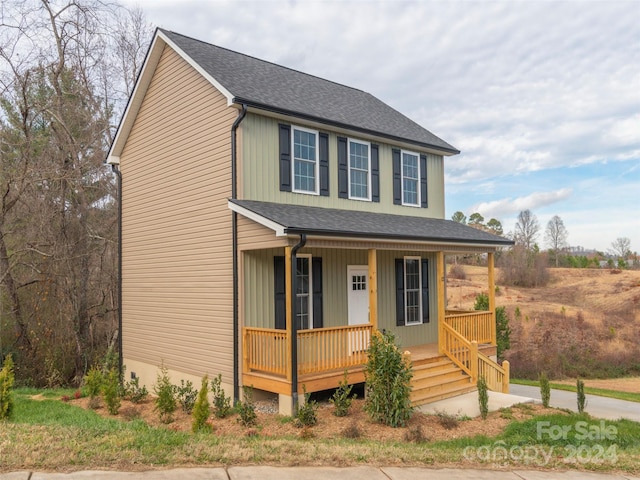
[
  {"x1": 160, "y1": 29, "x2": 459, "y2": 154},
  {"x1": 230, "y1": 200, "x2": 513, "y2": 246}
]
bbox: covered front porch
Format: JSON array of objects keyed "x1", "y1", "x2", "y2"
[{"x1": 231, "y1": 199, "x2": 513, "y2": 414}]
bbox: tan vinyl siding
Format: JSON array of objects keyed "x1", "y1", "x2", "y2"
[
  {"x1": 237, "y1": 215, "x2": 288, "y2": 251},
  {"x1": 241, "y1": 113, "x2": 445, "y2": 218},
  {"x1": 377, "y1": 251, "x2": 439, "y2": 348},
  {"x1": 120, "y1": 45, "x2": 237, "y2": 384}
]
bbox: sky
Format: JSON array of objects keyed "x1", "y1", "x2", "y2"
[{"x1": 121, "y1": 0, "x2": 640, "y2": 253}]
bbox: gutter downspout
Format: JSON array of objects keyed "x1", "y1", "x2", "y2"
[
  {"x1": 111, "y1": 165, "x2": 123, "y2": 378},
  {"x1": 290, "y1": 233, "x2": 306, "y2": 413},
  {"x1": 231, "y1": 104, "x2": 247, "y2": 405}
]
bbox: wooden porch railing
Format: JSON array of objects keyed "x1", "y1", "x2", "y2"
[
  {"x1": 298, "y1": 324, "x2": 372, "y2": 375},
  {"x1": 243, "y1": 327, "x2": 288, "y2": 376},
  {"x1": 243, "y1": 324, "x2": 372, "y2": 377},
  {"x1": 444, "y1": 310, "x2": 494, "y2": 345},
  {"x1": 478, "y1": 353, "x2": 510, "y2": 393},
  {"x1": 441, "y1": 322, "x2": 509, "y2": 393}
]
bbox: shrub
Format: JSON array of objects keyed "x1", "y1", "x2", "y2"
[
  {"x1": 295, "y1": 386, "x2": 318, "y2": 427},
  {"x1": 577, "y1": 378, "x2": 586, "y2": 414},
  {"x1": 448, "y1": 264, "x2": 466, "y2": 280},
  {"x1": 123, "y1": 376, "x2": 148, "y2": 404},
  {"x1": 478, "y1": 376, "x2": 489, "y2": 420},
  {"x1": 191, "y1": 375, "x2": 211, "y2": 433},
  {"x1": 329, "y1": 370, "x2": 355, "y2": 417},
  {"x1": 0, "y1": 354, "x2": 15, "y2": 420},
  {"x1": 237, "y1": 385, "x2": 257, "y2": 427},
  {"x1": 434, "y1": 410, "x2": 459, "y2": 430},
  {"x1": 154, "y1": 365, "x2": 177, "y2": 423},
  {"x1": 341, "y1": 421, "x2": 362, "y2": 439},
  {"x1": 102, "y1": 368, "x2": 121, "y2": 415},
  {"x1": 539, "y1": 372, "x2": 550, "y2": 408},
  {"x1": 364, "y1": 330, "x2": 413, "y2": 427},
  {"x1": 403, "y1": 424, "x2": 428, "y2": 443},
  {"x1": 211, "y1": 374, "x2": 232, "y2": 418},
  {"x1": 498, "y1": 245, "x2": 549, "y2": 287},
  {"x1": 84, "y1": 366, "x2": 104, "y2": 400},
  {"x1": 176, "y1": 379, "x2": 198, "y2": 414}
]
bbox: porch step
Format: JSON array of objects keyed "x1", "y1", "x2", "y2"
[{"x1": 410, "y1": 356, "x2": 476, "y2": 407}]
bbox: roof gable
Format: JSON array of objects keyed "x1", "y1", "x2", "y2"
[{"x1": 160, "y1": 30, "x2": 458, "y2": 154}]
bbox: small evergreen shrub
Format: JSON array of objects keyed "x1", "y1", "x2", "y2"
[
  {"x1": 477, "y1": 376, "x2": 489, "y2": 420},
  {"x1": 123, "y1": 376, "x2": 148, "y2": 404},
  {"x1": 154, "y1": 365, "x2": 177, "y2": 423},
  {"x1": 102, "y1": 368, "x2": 122, "y2": 415},
  {"x1": 84, "y1": 366, "x2": 104, "y2": 400},
  {"x1": 364, "y1": 330, "x2": 413, "y2": 427},
  {"x1": 474, "y1": 293, "x2": 511, "y2": 360},
  {"x1": 577, "y1": 378, "x2": 586, "y2": 413},
  {"x1": 329, "y1": 370, "x2": 355, "y2": 417},
  {"x1": 237, "y1": 385, "x2": 257, "y2": 427},
  {"x1": 295, "y1": 386, "x2": 318, "y2": 427},
  {"x1": 176, "y1": 379, "x2": 198, "y2": 414},
  {"x1": 539, "y1": 372, "x2": 550, "y2": 408},
  {"x1": 0, "y1": 354, "x2": 15, "y2": 420},
  {"x1": 191, "y1": 375, "x2": 211, "y2": 433},
  {"x1": 211, "y1": 373, "x2": 231, "y2": 418}
]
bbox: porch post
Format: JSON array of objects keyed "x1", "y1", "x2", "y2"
[
  {"x1": 285, "y1": 246, "x2": 292, "y2": 382},
  {"x1": 488, "y1": 251, "x2": 497, "y2": 346},
  {"x1": 368, "y1": 249, "x2": 378, "y2": 331},
  {"x1": 436, "y1": 251, "x2": 446, "y2": 354}
]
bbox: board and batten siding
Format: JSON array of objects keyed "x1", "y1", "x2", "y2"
[
  {"x1": 119, "y1": 44, "x2": 237, "y2": 388},
  {"x1": 240, "y1": 113, "x2": 445, "y2": 218},
  {"x1": 242, "y1": 247, "x2": 437, "y2": 348}
]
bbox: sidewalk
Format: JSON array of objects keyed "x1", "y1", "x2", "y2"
[
  {"x1": 509, "y1": 384, "x2": 640, "y2": 422},
  {"x1": 1, "y1": 466, "x2": 638, "y2": 479},
  {"x1": 0, "y1": 466, "x2": 640, "y2": 480}
]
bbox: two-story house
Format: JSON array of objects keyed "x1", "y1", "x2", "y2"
[{"x1": 107, "y1": 29, "x2": 513, "y2": 415}]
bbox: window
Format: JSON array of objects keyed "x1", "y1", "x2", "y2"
[
  {"x1": 395, "y1": 257, "x2": 429, "y2": 326},
  {"x1": 403, "y1": 257, "x2": 422, "y2": 325},
  {"x1": 348, "y1": 139, "x2": 371, "y2": 200},
  {"x1": 292, "y1": 126, "x2": 319, "y2": 194},
  {"x1": 402, "y1": 150, "x2": 420, "y2": 206},
  {"x1": 295, "y1": 255, "x2": 313, "y2": 330}
]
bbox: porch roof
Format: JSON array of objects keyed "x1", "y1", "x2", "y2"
[{"x1": 229, "y1": 199, "x2": 514, "y2": 247}]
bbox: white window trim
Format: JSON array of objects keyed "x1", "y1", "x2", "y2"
[
  {"x1": 404, "y1": 256, "x2": 422, "y2": 326},
  {"x1": 347, "y1": 138, "x2": 372, "y2": 201},
  {"x1": 401, "y1": 149, "x2": 420, "y2": 207},
  {"x1": 296, "y1": 254, "x2": 314, "y2": 330},
  {"x1": 291, "y1": 125, "x2": 320, "y2": 195}
]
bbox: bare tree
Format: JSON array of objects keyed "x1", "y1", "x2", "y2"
[
  {"x1": 610, "y1": 237, "x2": 631, "y2": 259},
  {"x1": 514, "y1": 209, "x2": 540, "y2": 251},
  {"x1": 545, "y1": 215, "x2": 568, "y2": 267},
  {"x1": 0, "y1": 0, "x2": 152, "y2": 384}
]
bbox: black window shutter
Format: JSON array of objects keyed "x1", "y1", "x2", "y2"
[
  {"x1": 279, "y1": 124, "x2": 291, "y2": 192},
  {"x1": 337, "y1": 136, "x2": 348, "y2": 199},
  {"x1": 274, "y1": 256, "x2": 286, "y2": 329},
  {"x1": 319, "y1": 133, "x2": 329, "y2": 196},
  {"x1": 421, "y1": 259, "x2": 430, "y2": 323},
  {"x1": 371, "y1": 144, "x2": 380, "y2": 202},
  {"x1": 392, "y1": 148, "x2": 401, "y2": 205},
  {"x1": 420, "y1": 154, "x2": 428, "y2": 208},
  {"x1": 395, "y1": 258, "x2": 405, "y2": 326},
  {"x1": 312, "y1": 257, "x2": 323, "y2": 328}
]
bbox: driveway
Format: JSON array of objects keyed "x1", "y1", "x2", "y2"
[{"x1": 509, "y1": 384, "x2": 640, "y2": 422}]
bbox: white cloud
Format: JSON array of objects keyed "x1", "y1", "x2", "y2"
[{"x1": 474, "y1": 188, "x2": 574, "y2": 219}]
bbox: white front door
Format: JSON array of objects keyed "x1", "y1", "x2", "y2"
[{"x1": 347, "y1": 266, "x2": 369, "y2": 354}]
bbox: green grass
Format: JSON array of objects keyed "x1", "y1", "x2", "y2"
[
  {"x1": 511, "y1": 379, "x2": 640, "y2": 403},
  {"x1": 2, "y1": 389, "x2": 639, "y2": 473}
]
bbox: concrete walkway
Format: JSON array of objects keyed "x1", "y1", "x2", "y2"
[
  {"x1": 418, "y1": 390, "x2": 536, "y2": 417},
  {"x1": 1, "y1": 467, "x2": 638, "y2": 480},
  {"x1": 509, "y1": 384, "x2": 640, "y2": 422}
]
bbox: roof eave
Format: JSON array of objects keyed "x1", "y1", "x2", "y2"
[{"x1": 232, "y1": 98, "x2": 460, "y2": 156}]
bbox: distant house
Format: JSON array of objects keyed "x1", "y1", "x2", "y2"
[{"x1": 107, "y1": 29, "x2": 513, "y2": 414}]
